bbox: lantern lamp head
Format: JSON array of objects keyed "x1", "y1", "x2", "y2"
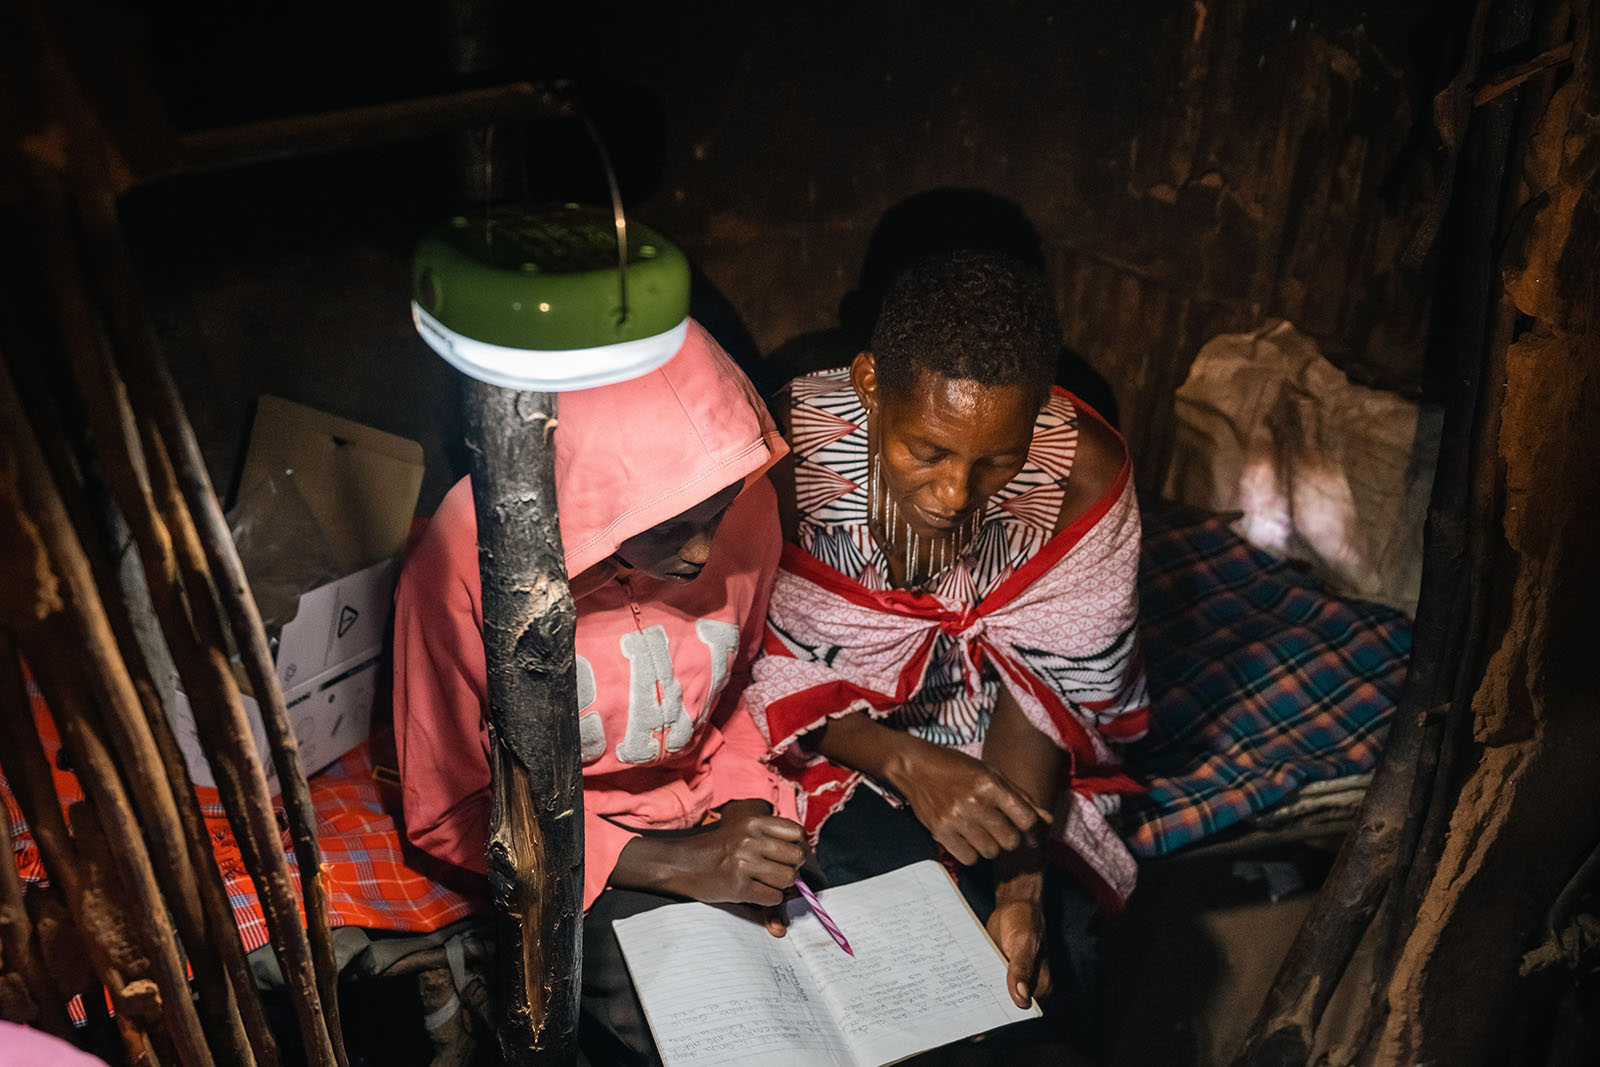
[{"x1": 411, "y1": 204, "x2": 691, "y2": 391}]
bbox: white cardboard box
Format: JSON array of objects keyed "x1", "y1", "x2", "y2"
[{"x1": 172, "y1": 397, "x2": 423, "y2": 791}]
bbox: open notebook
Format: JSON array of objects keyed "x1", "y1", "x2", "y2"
[{"x1": 613, "y1": 860, "x2": 1041, "y2": 1067}]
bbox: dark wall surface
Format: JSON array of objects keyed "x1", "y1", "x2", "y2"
[{"x1": 119, "y1": 0, "x2": 1447, "y2": 509}]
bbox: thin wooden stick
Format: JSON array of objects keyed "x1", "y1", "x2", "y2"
[
  {"x1": 0, "y1": 378, "x2": 216, "y2": 1067},
  {"x1": 3, "y1": 397, "x2": 258, "y2": 1067},
  {"x1": 0, "y1": 793, "x2": 73, "y2": 1038},
  {"x1": 0, "y1": 637, "x2": 150, "y2": 1065},
  {"x1": 177, "y1": 82, "x2": 567, "y2": 176},
  {"x1": 2, "y1": 312, "x2": 281, "y2": 1065},
  {"x1": 78, "y1": 188, "x2": 347, "y2": 1066},
  {"x1": 20, "y1": 164, "x2": 338, "y2": 1066},
  {"x1": 1472, "y1": 41, "x2": 1574, "y2": 105}
]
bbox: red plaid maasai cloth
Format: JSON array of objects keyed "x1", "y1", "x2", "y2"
[
  {"x1": 4, "y1": 680, "x2": 485, "y2": 959},
  {"x1": 1119, "y1": 498, "x2": 1411, "y2": 856}
]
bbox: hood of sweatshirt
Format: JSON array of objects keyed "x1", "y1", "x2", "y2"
[{"x1": 553, "y1": 318, "x2": 785, "y2": 577}]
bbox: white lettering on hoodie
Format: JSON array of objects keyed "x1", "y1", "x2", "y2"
[
  {"x1": 607, "y1": 619, "x2": 743, "y2": 764},
  {"x1": 576, "y1": 656, "x2": 605, "y2": 763}
]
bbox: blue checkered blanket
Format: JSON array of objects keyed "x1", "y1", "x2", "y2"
[{"x1": 1119, "y1": 498, "x2": 1411, "y2": 856}]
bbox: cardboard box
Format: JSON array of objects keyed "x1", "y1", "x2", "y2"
[{"x1": 173, "y1": 396, "x2": 424, "y2": 791}]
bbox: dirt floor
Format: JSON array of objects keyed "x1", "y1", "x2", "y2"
[{"x1": 1103, "y1": 844, "x2": 1361, "y2": 1066}]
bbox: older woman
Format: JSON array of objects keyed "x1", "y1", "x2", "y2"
[{"x1": 749, "y1": 251, "x2": 1148, "y2": 1032}]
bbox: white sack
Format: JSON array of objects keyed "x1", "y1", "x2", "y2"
[{"x1": 1162, "y1": 320, "x2": 1440, "y2": 616}]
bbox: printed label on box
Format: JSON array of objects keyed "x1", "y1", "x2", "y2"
[{"x1": 274, "y1": 559, "x2": 395, "y2": 691}]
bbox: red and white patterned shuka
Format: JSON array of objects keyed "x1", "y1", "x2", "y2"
[{"x1": 747, "y1": 369, "x2": 1150, "y2": 906}]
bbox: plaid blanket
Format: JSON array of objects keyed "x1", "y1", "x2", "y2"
[
  {"x1": 1119, "y1": 498, "x2": 1411, "y2": 856},
  {"x1": 4, "y1": 683, "x2": 484, "y2": 957}
]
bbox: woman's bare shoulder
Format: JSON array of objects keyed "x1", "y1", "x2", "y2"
[{"x1": 1053, "y1": 408, "x2": 1128, "y2": 534}]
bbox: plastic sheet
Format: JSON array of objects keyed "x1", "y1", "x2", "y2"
[
  {"x1": 1162, "y1": 320, "x2": 1441, "y2": 616},
  {"x1": 226, "y1": 466, "x2": 343, "y2": 631}
]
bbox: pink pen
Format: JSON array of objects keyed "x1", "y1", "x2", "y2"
[{"x1": 794, "y1": 876, "x2": 853, "y2": 956}]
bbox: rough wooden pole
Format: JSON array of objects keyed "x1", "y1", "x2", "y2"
[{"x1": 461, "y1": 382, "x2": 584, "y2": 1064}]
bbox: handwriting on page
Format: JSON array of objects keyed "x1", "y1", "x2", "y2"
[
  {"x1": 785, "y1": 862, "x2": 1033, "y2": 1059},
  {"x1": 615, "y1": 904, "x2": 850, "y2": 1067}
]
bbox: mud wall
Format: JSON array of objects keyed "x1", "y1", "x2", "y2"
[
  {"x1": 1373, "y1": 10, "x2": 1600, "y2": 1060},
  {"x1": 125, "y1": 1, "x2": 1440, "y2": 506}
]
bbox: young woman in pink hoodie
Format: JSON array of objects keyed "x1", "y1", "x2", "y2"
[{"x1": 393, "y1": 320, "x2": 803, "y2": 1065}]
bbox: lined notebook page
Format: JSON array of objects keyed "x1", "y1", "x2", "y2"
[
  {"x1": 615, "y1": 861, "x2": 1039, "y2": 1067},
  {"x1": 614, "y1": 900, "x2": 853, "y2": 1067},
  {"x1": 789, "y1": 861, "x2": 1040, "y2": 1065}
]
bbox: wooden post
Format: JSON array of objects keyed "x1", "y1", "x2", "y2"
[{"x1": 461, "y1": 382, "x2": 584, "y2": 1064}]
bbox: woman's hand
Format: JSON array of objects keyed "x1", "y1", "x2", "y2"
[
  {"x1": 986, "y1": 898, "x2": 1051, "y2": 1009},
  {"x1": 883, "y1": 735, "x2": 1050, "y2": 866}
]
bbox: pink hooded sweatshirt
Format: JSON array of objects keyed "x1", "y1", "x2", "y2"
[{"x1": 393, "y1": 321, "x2": 795, "y2": 910}]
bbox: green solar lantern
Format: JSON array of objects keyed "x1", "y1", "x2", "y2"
[{"x1": 411, "y1": 203, "x2": 691, "y2": 390}]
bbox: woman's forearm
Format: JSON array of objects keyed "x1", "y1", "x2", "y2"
[
  {"x1": 983, "y1": 685, "x2": 1062, "y2": 900},
  {"x1": 982, "y1": 685, "x2": 1062, "y2": 811},
  {"x1": 809, "y1": 711, "x2": 919, "y2": 788}
]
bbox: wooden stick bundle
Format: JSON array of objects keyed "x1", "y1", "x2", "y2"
[
  {"x1": 17, "y1": 161, "x2": 342, "y2": 1067},
  {"x1": 5, "y1": 393, "x2": 257, "y2": 1065},
  {"x1": 21, "y1": 372, "x2": 285, "y2": 1067},
  {"x1": 77, "y1": 189, "x2": 347, "y2": 1066},
  {"x1": 0, "y1": 777, "x2": 73, "y2": 1041},
  {"x1": 0, "y1": 358, "x2": 217, "y2": 1067},
  {"x1": 0, "y1": 636, "x2": 152, "y2": 1064}
]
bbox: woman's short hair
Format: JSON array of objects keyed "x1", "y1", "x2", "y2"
[{"x1": 869, "y1": 250, "x2": 1058, "y2": 404}]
